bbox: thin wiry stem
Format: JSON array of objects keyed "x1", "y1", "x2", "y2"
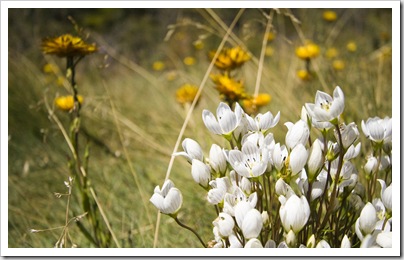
[
  {"x1": 153, "y1": 8, "x2": 246, "y2": 248},
  {"x1": 44, "y1": 95, "x2": 121, "y2": 248},
  {"x1": 254, "y1": 9, "x2": 274, "y2": 98}
]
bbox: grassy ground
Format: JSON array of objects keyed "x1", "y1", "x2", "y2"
[{"x1": 8, "y1": 8, "x2": 392, "y2": 248}]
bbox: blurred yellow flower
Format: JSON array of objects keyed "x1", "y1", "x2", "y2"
[
  {"x1": 325, "y1": 48, "x2": 339, "y2": 59},
  {"x1": 56, "y1": 76, "x2": 66, "y2": 86},
  {"x1": 266, "y1": 32, "x2": 276, "y2": 42},
  {"x1": 42, "y1": 34, "x2": 97, "y2": 57},
  {"x1": 346, "y1": 41, "x2": 357, "y2": 52},
  {"x1": 175, "y1": 84, "x2": 199, "y2": 105},
  {"x1": 243, "y1": 93, "x2": 272, "y2": 115},
  {"x1": 43, "y1": 63, "x2": 59, "y2": 74},
  {"x1": 55, "y1": 95, "x2": 83, "y2": 111},
  {"x1": 193, "y1": 40, "x2": 204, "y2": 50},
  {"x1": 210, "y1": 73, "x2": 246, "y2": 101},
  {"x1": 297, "y1": 69, "x2": 311, "y2": 81},
  {"x1": 322, "y1": 10, "x2": 337, "y2": 22},
  {"x1": 332, "y1": 59, "x2": 345, "y2": 71},
  {"x1": 295, "y1": 42, "x2": 320, "y2": 60},
  {"x1": 210, "y1": 46, "x2": 250, "y2": 71},
  {"x1": 265, "y1": 46, "x2": 274, "y2": 57},
  {"x1": 153, "y1": 61, "x2": 165, "y2": 71},
  {"x1": 183, "y1": 56, "x2": 196, "y2": 66}
]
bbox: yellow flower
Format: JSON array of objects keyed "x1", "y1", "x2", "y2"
[
  {"x1": 175, "y1": 84, "x2": 199, "y2": 105},
  {"x1": 332, "y1": 59, "x2": 345, "y2": 71},
  {"x1": 55, "y1": 95, "x2": 84, "y2": 111},
  {"x1": 210, "y1": 73, "x2": 247, "y2": 101},
  {"x1": 297, "y1": 69, "x2": 311, "y2": 81},
  {"x1": 183, "y1": 56, "x2": 196, "y2": 66},
  {"x1": 266, "y1": 32, "x2": 276, "y2": 42},
  {"x1": 346, "y1": 41, "x2": 357, "y2": 52},
  {"x1": 209, "y1": 46, "x2": 250, "y2": 70},
  {"x1": 322, "y1": 10, "x2": 337, "y2": 22},
  {"x1": 43, "y1": 63, "x2": 59, "y2": 74},
  {"x1": 193, "y1": 40, "x2": 204, "y2": 50},
  {"x1": 295, "y1": 42, "x2": 320, "y2": 60},
  {"x1": 325, "y1": 48, "x2": 339, "y2": 59},
  {"x1": 265, "y1": 46, "x2": 274, "y2": 57},
  {"x1": 42, "y1": 34, "x2": 97, "y2": 57},
  {"x1": 152, "y1": 61, "x2": 165, "y2": 71},
  {"x1": 242, "y1": 93, "x2": 271, "y2": 115}
]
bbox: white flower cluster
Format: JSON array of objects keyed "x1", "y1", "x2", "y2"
[{"x1": 150, "y1": 86, "x2": 392, "y2": 248}]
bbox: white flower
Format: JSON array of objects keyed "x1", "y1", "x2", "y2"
[
  {"x1": 316, "y1": 240, "x2": 331, "y2": 248},
  {"x1": 191, "y1": 159, "x2": 210, "y2": 187},
  {"x1": 244, "y1": 238, "x2": 263, "y2": 248},
  {"x1": 246, "y1": 110, "x2": 280, "y2": 132},
  {"x1": 202, "y1": 102, "x2": 243, "y2": 136},
  {"x1": 207, "y1": 177, "x2": 230, "y2": 205},
  {"x1": 173, "y1": 138, "x2": 203, "y2": 163},
  {"x1": 305, "y1": 86, "x2": 345, "y2": 123},
  {"x1": 343, "y1": 142, "x2": 361, "y2": 161},
  {"x1": 150, "y1": 179, "x2": 182, "y2": 215},
  {"x1": 213, "y1": 212, "x2": 234, "y2": 238},
  {"x1": 235, "y1": 202, "x2": 263, "y2": 239},
  {"x1": 376, "y1": 231, "x2": 392, "y2": 248},
  {"x1": 307, "y1": 139, "x2": 324, "y2": 180},
  {"x1": 284, "y1": 120, "x2": 310, "y2": 149},
  {"x1": 272, "y1": 143, "x2": 288, "y2": 172},
  {"x1": 361, "y1": 116, "x2": 392, "y2": 144},
  {"x1": 378, "y1": 179, "x2": 392, "y2": 211},
  {"x1": 341, "y1": 235, "x2": 351, "y2": 248},
  {"x1": 289, "y1": 144, "x2": 309, "y2": 176},
  {"x1": 279, "y1": 194, "x2": 310, "y2": 233},
  {"x1": 336, "y1": 122, "x2": 359, "y2": 149},
  {"x1": 228, "y1": 141, "x2": 268, "y2": 178},
  {"x1": 208, "y1": 144, "x2": 227, "y2": 174},
  {"x1": 355, "y1": 202, "x2": 378, "y2": 240},
  {"x1": 364, "y1": 156, "x2": 378, "y2": 175}
]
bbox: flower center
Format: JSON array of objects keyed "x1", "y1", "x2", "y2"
[{"x1": 320, "y1": 100, "x2": 332, "y2": 111}]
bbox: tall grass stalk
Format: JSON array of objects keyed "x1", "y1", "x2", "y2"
[{"x1": 153, "y1": 8, "x2": 246, "y2": 248}]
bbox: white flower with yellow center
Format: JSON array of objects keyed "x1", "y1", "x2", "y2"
[{"x1": 305, "y1": 86, "x2": 345, "y2": 124}]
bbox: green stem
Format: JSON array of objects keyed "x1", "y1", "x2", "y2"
[{"x1": 174, "y1": 217, "x2": 207, "y2": 248}]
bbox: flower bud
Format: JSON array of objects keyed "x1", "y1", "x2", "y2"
[{"x1": 307, "y1": 139, "x2": 324, "y2": 181}]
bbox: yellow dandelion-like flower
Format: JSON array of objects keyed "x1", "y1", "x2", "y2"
[
  {"x1": 55, "y1": 95, "x2": 84, "y2": 111},
  {"x1": 210, "y1": 73, "x2": 247, "y2": 102},
  {"x1": 175, "y1": 84, "x2": 199, "y2": 105},
  {"x1": 297, "y1": 69, "x2": 311, "y2": 81},
  {"x1": 322, "y1": 10, "x2": 337, "y2": 22},
  {"x1": 332, "y1": 59, "x2": 345, "y2": 71},
  {"x1": 209, "y1": 46, "x2": 250, "y2": 71},
  {"x1": 183, "y1": 56, "x2": 196, "y2": 66},
  {"x1": 265, "y1": 46, "x2": 274, "y2": 57},
  {"x1": 325, "y1": 48, "x2": 339, "y2": 59},
  {"x1": 152, "y1": 61, "x2": 165, "y2": 71},
  {"x1": 346, "y1": 41, "x2": 357, "y2": 52},
  {"x1": 295, "y1": 42, "x2": 320, "y2": 60},
  {"x1": 242, "y1": 93, "x2": 271, "y2": 115},
  {"x1": 42, "y1": 34, "x2": 97, "y2": 57}
]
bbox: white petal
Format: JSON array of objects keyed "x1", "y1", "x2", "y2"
[
  {"x1": 191, "y1": 159, "x2": 210, "y2": 186},
  {"x1": 376, "y1": 232, "x2": 392, "y2": 248},
  {"x1": 202, "y1": 110, "x2": 222, "y2": 134},
  {"x1": 162, "y1": 187, "x2": 183, "y2": 214},
  {"x1": 359, "y1": 202, "x2": 378, "y2": 235},
  {"x1": 340, "y1": 234, "x2": 351, "y2": 248},
  {"x1": 241, "y1": 209, "x2": 263, "y2": 239},
  {"x1": 149, "y1": 193, "x2": 165, "y2": 212},
  {"x1": 244, "y1": 238, "x2": 263, "y2": 248},
  {"x1": 289, "y1": 144, "x2": 308, "y2": 175}
]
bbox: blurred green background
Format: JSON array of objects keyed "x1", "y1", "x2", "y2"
[{"x1": 8, "y1": 8, "x2": 392, "y2": 248}]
